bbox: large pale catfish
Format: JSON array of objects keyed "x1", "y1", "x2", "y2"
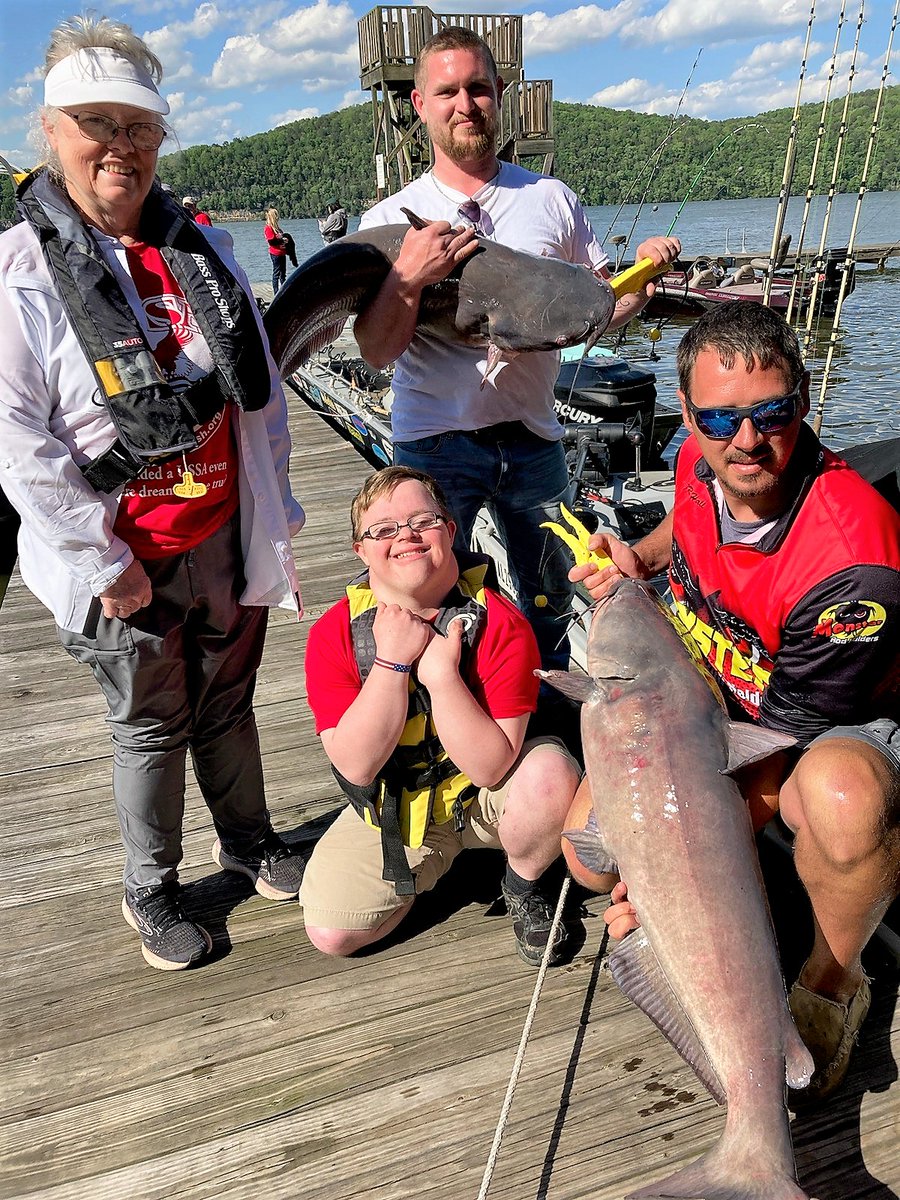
[
  {"x1": 541, "y1": 579, "x2": 815, "y2": 1200},
  {"x1": 262, "y1": 210, "x2": 655, "y2": 379}
]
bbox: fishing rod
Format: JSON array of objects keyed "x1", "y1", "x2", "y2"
[
  {"x1": 786, "y1": 0, "x2": 849, "y2": 322},
  {"x1": 602, "y1": 48, "x2": 710, "y2": 246},
  {"x1": 663, "y1": 123, "x2": 765, "y2": 239},
  {"x1": 799, "y1": 0, "x2": 865, "y2": 360},
  {"x1": 762, "y1": 0, "x2": 817, "y2": 306},
  {"x1": 604, "y1": 48, "x2": 704, "y2": 252},
  {"x1": 811, "y1": 0, "x2": 898, "y2": 437}
]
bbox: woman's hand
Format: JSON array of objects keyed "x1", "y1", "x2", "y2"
[{"x1": 99, "y1": 559, "x2": 152, "y2": 619}]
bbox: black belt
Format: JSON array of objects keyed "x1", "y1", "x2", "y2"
[{"x1": 464, "y1": 421, "x2": 545, "y2": 443}]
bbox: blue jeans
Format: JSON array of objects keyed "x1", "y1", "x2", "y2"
[
  {"x1": 394, "y1": 425, "x2": 575, "y2": 670},
  {"x1": 271, "y1": 254, "x2": 287, "y2": 293}
]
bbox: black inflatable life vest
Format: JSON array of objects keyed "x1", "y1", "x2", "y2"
[{"x1": 15, "y1": 169, "x2": 271, "y2": 492}]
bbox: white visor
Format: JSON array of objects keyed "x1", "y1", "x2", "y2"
[{"x1": 44, "y1": 47, "x2": 169, "y2": 116}]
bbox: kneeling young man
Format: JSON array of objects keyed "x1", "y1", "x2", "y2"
[{"x1": 302, "y1": 467, "x2": 582, "y2": 964}]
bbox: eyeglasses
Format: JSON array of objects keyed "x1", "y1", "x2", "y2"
[
  {"x1": 63, "y1": 110, "x2": 167, "y2": 152},
  {"x1": 457, "y1": 199, "x2": 489, "y2": 236},
  {"x1": 360, "y1": 511, "x2": 447, "y2": 541},
  {"x1": 685, "y1": 384, "x2": 803, "y2": 440}
]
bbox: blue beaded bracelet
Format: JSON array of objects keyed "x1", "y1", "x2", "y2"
[{"x1": 373, "y1": 656, "x2": 412, "y2": 673}]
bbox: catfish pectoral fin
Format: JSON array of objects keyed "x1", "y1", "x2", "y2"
[
  {"x1": 536, "y1": 668, "x2": 598, "y2": 704},
  {"x1": 609, "y1": 929, "x2": 726, "y2": 1104},
  {"x1": 722, "y1": 722, "x2": 798, "y2": 774},
  {"x1": 479, "y1": 343, "x2": 505, "y2": 390},
  {"x1": 561, "y1": 825, "x2": 618, "y2": 877}
]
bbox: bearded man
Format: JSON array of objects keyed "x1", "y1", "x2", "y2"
[{"x1": 352, "y1": 27, "x2": 680, "y2": 679}]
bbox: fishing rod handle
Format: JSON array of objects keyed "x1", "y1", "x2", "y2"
[{"x1": 609, "y1": 257, "x2": 666, "y2": 300}]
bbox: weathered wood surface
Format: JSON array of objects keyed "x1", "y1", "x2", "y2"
[{"x1": 1, "y1": 394, "x2": 898, "y2": 1200}]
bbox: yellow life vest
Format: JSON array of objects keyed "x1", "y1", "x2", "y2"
[{"x1": 334, "y1": 557, "x2": 491, "y2": 894}]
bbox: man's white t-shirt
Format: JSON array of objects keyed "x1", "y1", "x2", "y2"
[{"x1": 358, "y1": 162, "x2": 608, "y2": 443}]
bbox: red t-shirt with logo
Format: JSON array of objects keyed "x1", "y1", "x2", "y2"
[
  {"x1": 113, "y1": 242, "x2": 239, "y2": 559},
  {"x1": 305, "y1": 587, "x2": 540, "y2": 735}
]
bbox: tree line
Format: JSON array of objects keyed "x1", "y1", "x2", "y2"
[{"x1": 2, "y1": 86, "x2": 896, "y2": 225}]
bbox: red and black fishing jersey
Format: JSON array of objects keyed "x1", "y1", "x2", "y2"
[{"x1": 670, "y1": 426, "x2": 900, "y2": 745}]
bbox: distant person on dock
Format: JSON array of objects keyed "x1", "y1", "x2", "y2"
[
  {"x1": 573, "y1": 303, "x2": 900, "y2": 1103},
  {"x1": 301, "y1": 466, "x2": 582, "y2": 966},
  {"x1": 264, "y1": 206, "x2": 295, "y2": 293},
  {"x1": 317, "y1": 199, "x2": 347, "y2": 244},
  {"x1": 182, "y1": 194, "x2": 212, "y2": 225},
  {"x1": 352, "y1": 27, "x2": 680, "y2": 686},
  {"x1": 0, "y1": 15, "x2": 306, "y2": 972}
]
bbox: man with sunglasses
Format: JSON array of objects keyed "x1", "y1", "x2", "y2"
[
  {"x1": 301, "y1": 466, "x2": 582, "y2": 965},
  {"x1": 571, "y1": 302, "x2": 900, "y2": 1103},
  {"x1": 352, "y1": 27, "x2": 679, "y2": 684}
]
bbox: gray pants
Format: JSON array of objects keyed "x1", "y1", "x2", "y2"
[{"x1": 59, "y1": 514, "x2": 270, "y2": 895}]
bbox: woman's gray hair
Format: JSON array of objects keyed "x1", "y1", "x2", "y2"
[
  {"x1": 33, "y1": 14, "x2": 169, "y2": 164},
  {"x1": 44, "y1": 14, "x2": 164, "y2": 78}
]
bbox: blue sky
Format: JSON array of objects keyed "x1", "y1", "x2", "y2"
[{"x1": 1, "y1": 0, "x2": 896, "y2": 167}]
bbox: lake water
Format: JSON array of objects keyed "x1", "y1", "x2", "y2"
[{"x1": 221, "y1": 191, "x2": 900, "y2": 452}]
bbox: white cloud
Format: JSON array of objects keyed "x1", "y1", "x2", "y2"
[
  {"x1": 339, "y1": 90, "x2": 369, "y2": 110},
  {"x1": 620, "y1": 0, "x2": 845, "y2": 47},
  {"x1": 144, "y1": 2, "x2": 232, "y2": 84},
  {"x1": 164, "y1": 91, "x2": 242, "y2": 144},
  {"x1": 272, "y1": 106, "x2": 320, "y2": 125},
  {"x1": 209, "y1": 37, "x2": 356, "y2": 90},
  {"x1": 271, "y1": 0, "x2": 356, "y2": 49},
  {"x1": 524, "y1": 0, "x2": 643, "y2": 55},
  {"x1": 7, "y1": 85, "x2": 33, "y2": 107},
  {"x1": 588, "y1": 77, "x2": 656, "y2": 107}
]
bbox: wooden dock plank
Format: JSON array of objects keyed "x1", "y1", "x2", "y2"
[{"x1": 1, "y1": 395, "x2": 897, "y2": 1200}]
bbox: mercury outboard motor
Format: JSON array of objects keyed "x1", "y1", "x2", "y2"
[{"x1": 553, "y1": 355, "x2": 658, "y2": 472}]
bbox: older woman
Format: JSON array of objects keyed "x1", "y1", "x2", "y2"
[{"x1": 0, "y1": 16, "x2": 306, "y2": 971}]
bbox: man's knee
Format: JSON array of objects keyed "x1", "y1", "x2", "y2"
[
  {"x1": 304, "y1": 924, "x2": 377, "y2": 957},
  {"x1": 784, "y1": 738, "x2": 900, "y2": 867},
  {"x1": 506, "y1": 745, "x2": 581, "y2": 819}
]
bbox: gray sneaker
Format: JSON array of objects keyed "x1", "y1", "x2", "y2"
[
  {"x1": 122, "y1": 882, "x2": 213, "y2": 971},
  {"x1": 212, "y1": 828, "x2": 304, "y2": 900},
  {"x1": 501, "y1": 879, "x2": 570, "y2": 967}
]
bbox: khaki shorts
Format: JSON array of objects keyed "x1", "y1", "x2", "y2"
[{"x1": 300, "y1": 737, "x2": 579, "y2": 931}]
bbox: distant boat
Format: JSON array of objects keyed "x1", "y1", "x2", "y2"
[{"x1": 646, "y1": 247, "x2": 856, "y2": 321}]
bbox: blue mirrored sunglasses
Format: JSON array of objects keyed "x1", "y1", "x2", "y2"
[{"x1": 686, "y1": 384, "x2": 803, "y2": 440}]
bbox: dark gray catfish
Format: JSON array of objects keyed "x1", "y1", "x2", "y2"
[
  {"x1": 542, "y1": 579, "x2": 815, "y2": 1200},
  {"x1": 262, "y1": 210, "x2": 617, "y2": 378}
]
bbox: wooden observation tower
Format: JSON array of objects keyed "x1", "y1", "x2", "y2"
[{"x1": 358, "y1": 6, "x2": 555, "y2": 199}]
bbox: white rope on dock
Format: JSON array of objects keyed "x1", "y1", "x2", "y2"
[{"x1": 476, "y1": 872, "x2": 572, "y2": 1200}]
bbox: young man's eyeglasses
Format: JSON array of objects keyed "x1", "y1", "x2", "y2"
[
  {"x1": 685, "y1": 384, "x2": 803, "y2": 440},
  {"x1": 360, "y1": 512, "x2": 447, "y2": 541},
  {"x1": 63, "y1": 110, "x2": 167, "y2": 152}
]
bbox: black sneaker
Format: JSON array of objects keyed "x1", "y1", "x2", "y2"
[
  {"x1": 501, "y1": 879, "x2": 569, "y2": 967},
  {"x1": 212, "y1": 828, "x2": 304, "y2": 900},
  {"x1": 122, "y1": 882, "x2": 213, "y2": 971}
]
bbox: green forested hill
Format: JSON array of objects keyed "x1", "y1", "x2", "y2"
[{"x1": 2, "y1": 85, "x2": 897, "y2": 223}]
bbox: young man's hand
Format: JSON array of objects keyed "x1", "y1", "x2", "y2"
[
  {"x1": 416, "y1": 617, "x2": 464, "y2": 690},
  {"x1": 372, "y1": 602, "x2": 432, "y2": 668}
]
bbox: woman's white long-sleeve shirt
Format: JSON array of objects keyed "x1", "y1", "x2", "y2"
[{"x1": 0, "y1": 218, "x2": 304, "y2": 633}]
